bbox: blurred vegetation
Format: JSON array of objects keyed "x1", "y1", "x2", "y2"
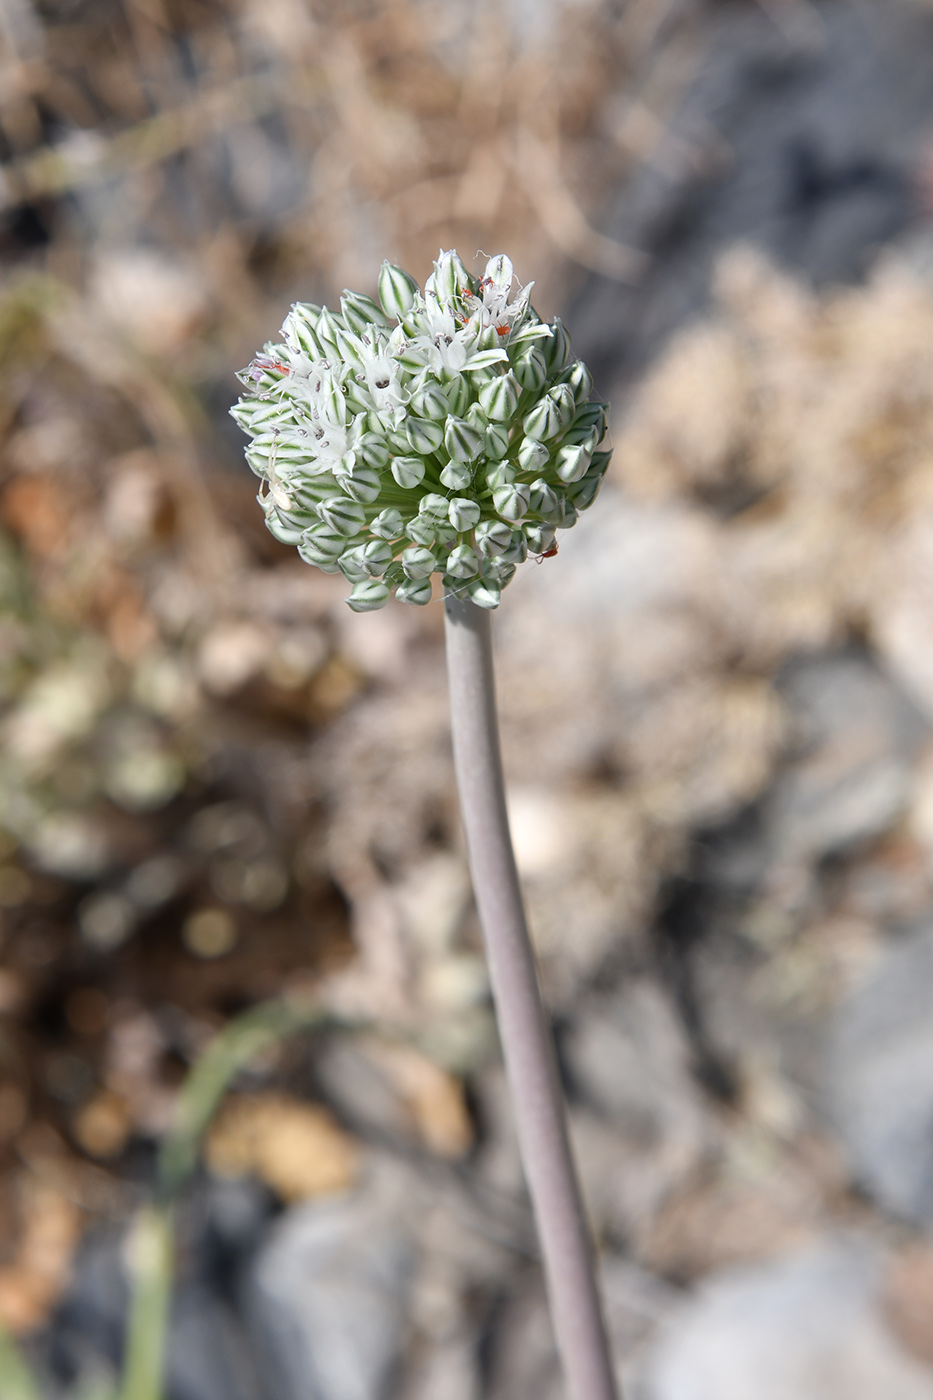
[{"x1": 0, "y1": 0, "x2": 685, "y2": 1353}]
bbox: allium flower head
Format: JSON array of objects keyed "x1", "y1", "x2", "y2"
[{"x1": 231, "y1": 252, "x2": 611, "y2": 611}]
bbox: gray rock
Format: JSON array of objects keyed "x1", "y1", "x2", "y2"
[
  {"x1": 640, "y1": 1235, "x2": 933, "y2": 1400},
  {"x1": 248, "y1": 1170, "x2": 414, "y2": 1400},
  {"x1": 166, "y1": 1284, "x2": 261, "y2": 1400},
  {"x1": 826, "y1": 924, "x2": 933, "y2": 1222},
  {"x1": 766, "y1": 652, "x2": 927, "y2": 860},
  {"x1": 571, "y1": 0, "x2": 933, "y2": 386},
  {"x1": 562, "y1": 981, "x2": 710, "y2": 1153},
  {"x1": 560, "y1": 983, "x2": 714, "y2": 1242},
  {"x1": 312, "y1": 1038, "x2": 421, "y2": 1146}
]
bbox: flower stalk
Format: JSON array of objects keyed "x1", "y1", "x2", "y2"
[
  {"x1": 234, "y1": 249, "x2": 620, "y2": 1398},
  {"x1": 444, "y1": 593, "x2": 620, "y2": 1400}
]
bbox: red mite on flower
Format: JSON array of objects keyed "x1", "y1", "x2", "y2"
[{"x1": 249, "y1": 354, "x2": 290, "y2": 381}]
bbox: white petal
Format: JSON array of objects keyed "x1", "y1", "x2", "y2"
[{"x1": 486, "y1": 254, "x2": 513, "y2": 292}]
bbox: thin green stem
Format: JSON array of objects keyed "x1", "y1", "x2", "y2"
[
  {"x1": 0, "y1": 1322, "x2": 42, "y2": 1400},
  {"x1": 443, "y1": 595, "x2": 621, "y2": 1400},
  {"x1": 117, "y1": 1206, "x2": 173, "y2": 1400}
]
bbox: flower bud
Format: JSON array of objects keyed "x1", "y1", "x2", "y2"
[
  {"x1": 562, "y1": 359, "x2": 593, "y2": 403},
  {"x1": 440, "y1": 461, "x2": 473, "y2": 491},
  {"x1": 315, "y1": 307, "x2": 342, "y2": 348},
  {"x1": 265, "y1": 514, "x2": 307, "y2": 546},
  {"x1": 298, "y1": 536, "x2": 343, "y2": 570},
  {"x1": 445, "y1": 544, "x2": 479, "y2": 578},
  {"x1": 230, "y1": 401, "x2": 266, "y2": 432},
  {"x1": 555, "y1": 442, "x2": 592, "y2": 483},
  {"x1": 396, "y1": 575, "x2": 433, "y2": 606},
  {"x1": 406, "y1": 418, "x2": 445, "y2": 455},
  {"x1": 486, "y1": 463, "x2": 516, "y2": 490},
  {"x1": 551, "y1": 383, "x2": 577, "y2": 424},
  {"x1": 276, "y1": 508, "x2": 319, "y2": 536},
  {"x1": 522, "y1": 398, "x2": 561, "y2": 442},
  {"x1": 445, "y1": 375, "x2": 472, "y2": 417},
  {"x1": 341, "y1": 465, "x2": 382, "y2": 504},
  {"x1": 338, "y1": 545, "x2": 369, "y2": 581},
  {"x1": 378, "y1": 262, "x2": 419, "y2": 321},
  {"x1": 444, "y1": 415, "x2": 484, "y2": 462},
  {"x1": 428, "y1": 249, "x2": 470, "y2": 303},
  {"x1": 518, "y1": 437, "x2": 550, "y2": 473},
  {"x1": 564, "y1": 402, "x2": 607, "y2": 444},
  {"x1": 401, "y1": 546, "x2": 437, "y2": 578},
  {"x1": 405, "y1": 516, "x2": 435, "y2": 547},
  {"x1": 319, "y1": 496, "x2": 367, "y2": 535},
  {"x1": 528, "y1": 479, "x2": 560, "y2": 518},
  {"x1": 358, "y1": 436, "x2": 391, "y2": 470},
  {"x1": 542, "y1": 317, "x2": 571, "y2": 373},
  {"x1": 512, "y1": 344, "x2": 548, "y2": 392},
  {"x1": 288, "y1": 304, "x2": 324, "y2": 357},
  {"x1": 524, "y1": 522, "x2": 557, "y2": 554},
  {"x1": 341, "y1": 291, "x2": 390, "y2": 335},
  {"x1": 391, "y1": 456, "x2": 426, "y2": 489},
  {"x1": 300, "y1": 522, "x2": 346, "y2": 557},
  {"x1": 493, "y1": 483, "x2": 530, "y2": 524},
  {"x1": 361, "y1": 539, "x2": 393, "y2": 575},
  {"x1": 524, "y1": 386, "x2": 575, "y2": 442},
  {"x1": 410, "y1": 381, "x2": 449, "y2": 422},
  {"x1": 419, "y1": 493, "x2": 450, "y2": 521},
  {"x1": 468, "y1": 578, "x2": 501, "y2": 609},
  {"x1": 478, "y1": 372, "x2": 521, "y2": 422},
  {"x1": 568, "y1": 473, "x2": 603, "y2": 509},
  {"x1": 448, "y1": 497, "x2": 481, "y2": 532},
  {"x1": 287, "y1": 477, "x2": 332, "y2": 511},
  {"x1": 483, "y1": 558, "x2": 517, "y2": 587},
  {"x1": 291, "y1": 301, "x2": 321, "y2": 327},
  {"x1": 336, "y1": 327, "x2": 364, "y2": 367},
  {"x1": 370, "y1": 507, "x2": 405, "y2": 539},
  {"x1": 475, "y1": 519, "x2": 513, "y2": 557},
  {"x1": 347, "y1": 578, "x2": 391, "y2": 612},
  {"x1": 485, "y1": 423, "x2": 511, "y2": 460},
  {"x1": 500, "y1": 532, "x2": 528, "y2": 564}
]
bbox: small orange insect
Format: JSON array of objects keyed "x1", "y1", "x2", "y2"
[
  {"x1": 250, "y1": 354, "x2": 290, "y2": 381},
  {"x1": 533, "y1": 543, "x2": 559, "y2": 563}
]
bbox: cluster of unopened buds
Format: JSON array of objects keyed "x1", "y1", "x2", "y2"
[{"x1": 232, "y1": 251, "x2": 611, "y2": 611}]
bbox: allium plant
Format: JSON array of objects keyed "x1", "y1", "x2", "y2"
[
  {"x1": 233, "y1": 253, "x2": 620, "y2": 1400},
  {"x1": 231, "y1": 250, "x2": 610, "y2": 612}
]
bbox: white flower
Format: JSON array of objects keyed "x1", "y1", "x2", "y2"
[
  {"x1": 272, "y1": 359, "x2": 361, "y2": 475},
  {"x1": 352, "y1": 327, "x2": 410, "y2": 423},
  {"x1": 465, "y1": 254, "x2": 534, "y2": 342},
  {"x1": 232, "y1": 250, "x2": 611, "y2": 612},
  {"x1": 400, "y1": 295, "x2": 503, "y2": 379}
]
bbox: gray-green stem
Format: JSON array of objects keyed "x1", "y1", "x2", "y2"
[{"x1": 443, "y1": 593, "x2": 621, "y2": 1400}]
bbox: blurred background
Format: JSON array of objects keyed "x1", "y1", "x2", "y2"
[{"x1": 3, "y1": 0, "x2": 933, "y2": 1396}]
